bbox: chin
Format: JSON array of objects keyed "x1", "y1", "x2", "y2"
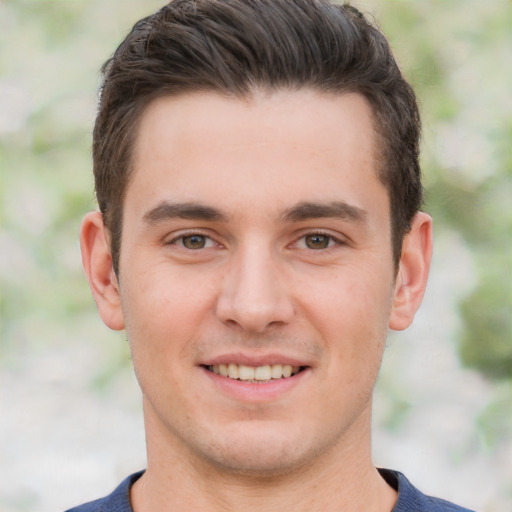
[
  {"x1": 203, "y1": 445, "x2": 308, "y2": 478},
  {"x1": 194, "y1": 422, "x2": 335, "y2": 478}
]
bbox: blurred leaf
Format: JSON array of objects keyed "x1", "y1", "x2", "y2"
[{"x1": 459, "y1": 276, "x2": 512, "y2": 381}]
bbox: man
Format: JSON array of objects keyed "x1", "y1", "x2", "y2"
[{"x1": 70, "y1": 0, "x2": 474, "y2": 510}]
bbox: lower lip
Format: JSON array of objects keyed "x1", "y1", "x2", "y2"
[{"x1": 201, "y1": 366, "x2": 310, "y2": 403}]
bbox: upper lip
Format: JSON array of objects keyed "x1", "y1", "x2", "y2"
[{"x1": 201, "y1": 352, "x2": 312, "y2": 368}]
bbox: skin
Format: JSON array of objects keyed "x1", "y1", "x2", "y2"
[{"x1": 81, "y1": 89, "x2": 432, "y2": 511}]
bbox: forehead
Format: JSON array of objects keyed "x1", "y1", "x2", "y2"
[
  {"x1": 127, "y1": 89, "x2": 386, "y2": 222},
  {"x1": 135, "y1": 89, "x2": 377, "y2": 157}
]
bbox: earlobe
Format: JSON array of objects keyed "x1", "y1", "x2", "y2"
[
  {"x1": 389, "y1": 212, "x2": 433, "y2": 331},
  {"x1": 80, "y1": 211, "x2": 125, "y2": 331}
]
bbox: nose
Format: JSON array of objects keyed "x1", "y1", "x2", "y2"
[{"x1": 215, "y1": 244, "x2": 294, "y2": 333}]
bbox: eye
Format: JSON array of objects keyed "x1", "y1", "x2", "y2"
[
  {"x1": 294, "y1": 232, "x2": 343, "y2": 250},
  {"x1": 303, "y1": 234, "x2": 333, "y2": 249},
  {"x1": 172, "y1": 234, "x2": 216, "y2": 249}
]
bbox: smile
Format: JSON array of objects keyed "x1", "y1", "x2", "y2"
[{"x1": 206, "y1": 363, "x2": 303, "y2": 382}]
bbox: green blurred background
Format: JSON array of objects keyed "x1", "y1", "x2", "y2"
[{"x1": 0, "y1": 1, "x2": 510, "y2": 511}]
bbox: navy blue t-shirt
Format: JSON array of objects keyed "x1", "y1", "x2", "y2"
[{"x1": 64, "y1": 469, "x2": 475, "y2": 511}]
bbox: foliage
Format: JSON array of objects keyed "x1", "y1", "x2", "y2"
[
  {"x1": 360, "y1": 0, "x2": 512, "y2": 381},
  {"x1": 0, "y1": 2, "x2": 510, "y2": 510}
]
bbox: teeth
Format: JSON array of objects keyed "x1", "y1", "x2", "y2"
[
  {"x1": 271, "y1": 364, "x2": 283, "y2": 379},
  {"x1": 228, "y1": 363, "x2": 239, "y2": 379},
  {"x1": 254, "y1": 365, "x2": 271, "y2": 380},
  {"x1": 238, "y1": 365, "x2": 255, "y2": 380},
  {"x1": 219, "y1": 364, "x2": 228, "y2": 377},
  {"x1": 209, "y1": 363, "x2": 302, "y2": 381}
]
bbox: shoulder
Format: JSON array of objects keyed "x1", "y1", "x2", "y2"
[
  {"x1": 63, "y1": 471, "x2": 144, "y2": 512},
  {"x1": 63, "y1": 497, "x2": 105, "y2": 512},
  {"x1": 379, "y1": 469, "x2": 477, "y2": 512}
]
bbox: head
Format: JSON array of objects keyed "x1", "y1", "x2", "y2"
[
  {"x1": 82, "y1": 0, "x2": 433, "y2": 482},
  {"x1": 93, "y1": 0, "x2": 422, "y2": 276}
]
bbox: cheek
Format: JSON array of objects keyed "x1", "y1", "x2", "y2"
[
  {"x1": 120, "y1": 268, "x2": 216, "y2": 367},
  {"x1": 304, "y1": 267, "x2": 393, "y2": 329},
  {"x1": 122, "y1": 282, "x2": 209, "y2": 414},
  {"x1": 298, "y1": 266, "x2": 393, "y2": 378}
]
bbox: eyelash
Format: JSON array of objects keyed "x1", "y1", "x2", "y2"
[
  {"x1": 166, "y1": 230, "x2": 346, "y2": 251},
  {"x1": 166, "y1": 231, "x2": 218, "y2": 250},
  {"x1": 293, "y1": 230, "x2": 346, "y2": 251}
]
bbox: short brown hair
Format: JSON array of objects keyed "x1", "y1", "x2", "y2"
[{"x1": 93, "y1": 0, "x2": 422, "y2": 275}]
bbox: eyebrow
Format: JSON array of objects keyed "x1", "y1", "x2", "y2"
[
  {"x1": 281, "y1": 201, "x2": 367, "y2": 223},
  {"x1": 142, "y1": 201, "x2": 227, "y2": 224},
  {"x1": 142, "y1": 200, "x2": 367, "y2": 226}
]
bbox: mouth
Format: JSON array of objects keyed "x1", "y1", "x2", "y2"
[
  {"x1": 202, "y1": 363, "x2": 307, "y2": 383},
  {"x1": 200, "y1": 358, "x2": 311, "y2": 402}
]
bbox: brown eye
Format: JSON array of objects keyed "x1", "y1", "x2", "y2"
[
  {"x1": 304, "y1": 234, "x2": 331, "y2": 249},
  {"x1": 182, "y1": 235, "x2": 207, "y2": 249}
]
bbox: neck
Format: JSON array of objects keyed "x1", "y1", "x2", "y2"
[{"x1": 131, "y1": 402, "x2": 397, "y2": 512}]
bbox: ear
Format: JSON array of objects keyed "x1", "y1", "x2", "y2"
[
  {"x1": 80, "y1": 211, "x2": 125, "y2": 331},
  {"x1": 389, "y1": 212, "x2": 433, "y2": 331}
]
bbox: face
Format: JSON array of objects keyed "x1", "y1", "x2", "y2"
[{"x1": 97, "y1": 90, "x2": 419, "y2": 476}]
